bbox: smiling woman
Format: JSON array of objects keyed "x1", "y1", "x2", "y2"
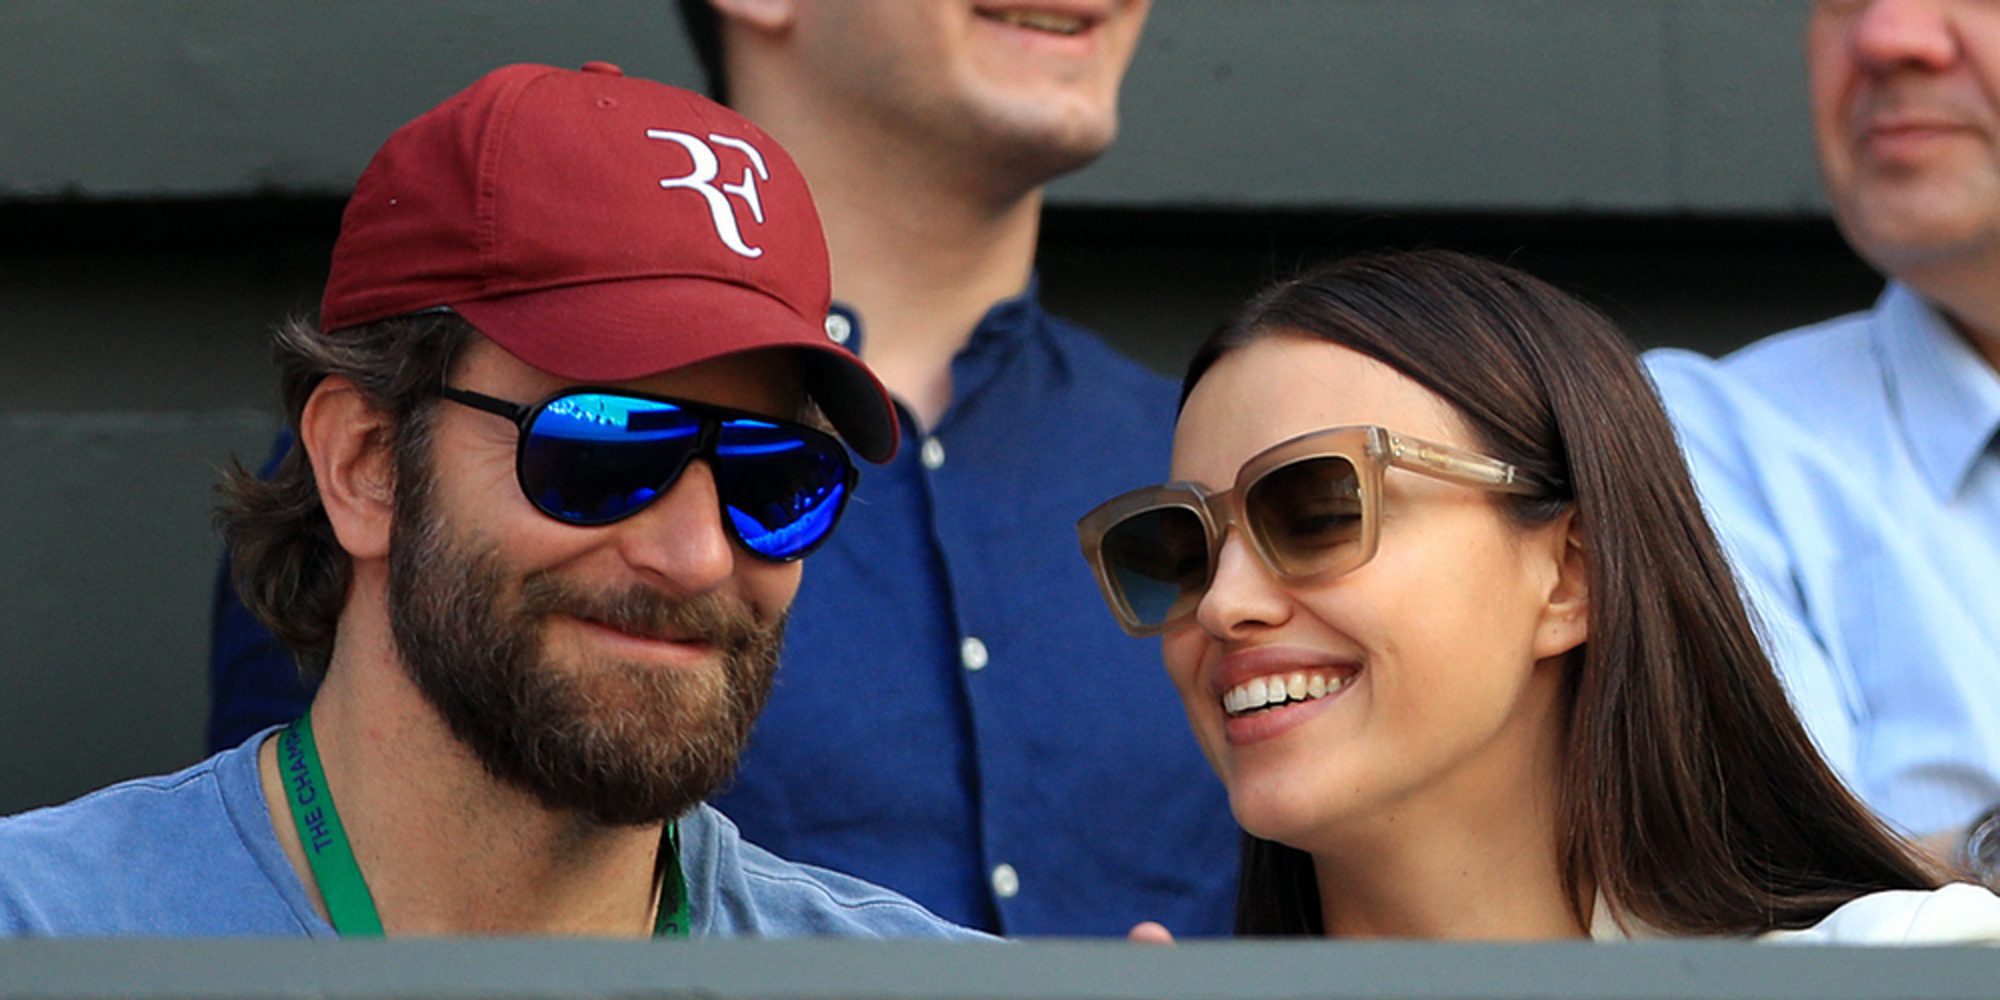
[{"x1": 1077, "y1": 249, "x2": 2000, "y2": 943}]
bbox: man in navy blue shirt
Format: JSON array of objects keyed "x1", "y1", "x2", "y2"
[{"x1": 211, "y1": 0, "x2": 1238, "y2": 936}]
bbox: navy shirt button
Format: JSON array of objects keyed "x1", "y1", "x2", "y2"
[
  {"x1": 991, "y1": 863, "x2": 1020, "y2": 899},
  {"x1": 960, "y1": 637, "x2": 989, "y2": 672}
]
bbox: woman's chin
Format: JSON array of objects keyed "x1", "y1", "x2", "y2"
[{"x1": 1227, "y1": 779, "x2": 1334, "y2": 850}]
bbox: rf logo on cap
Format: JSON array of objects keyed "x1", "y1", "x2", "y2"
[{"x1": 648, "y1": 130, "x2": 771, "y2": 259}]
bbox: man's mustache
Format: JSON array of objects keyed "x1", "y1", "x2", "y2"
[
  {"x1": 1849, "y1": 83, "x2": 1994, "y2": 137},
  {"x1": 518, "y1": 573, "x2": 766, "y2": 649}
]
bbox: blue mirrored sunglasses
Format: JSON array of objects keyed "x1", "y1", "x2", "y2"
[{"x1": 438, "y1": 385, "x2": 857, "y2": 562}]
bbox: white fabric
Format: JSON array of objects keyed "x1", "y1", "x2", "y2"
[
  {"x1": 1590, "y1": 884, "x2": 2000, "y2": 944},
  {"x1": 1760, "y1": 884, "x2": 2000, "y2": 945}
]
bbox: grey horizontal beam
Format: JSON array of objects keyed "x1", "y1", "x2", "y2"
[
  {"x1": 1062, "y1": 0, "x2": 1824, "y2": 213},
  {"x1": 4, "y1": 938, "x2": 1999, "y2": 1000},
  {"x1": 1, "y1": 1, "x2": 1823, "y2": 214}
]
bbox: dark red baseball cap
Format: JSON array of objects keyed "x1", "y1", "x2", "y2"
[{"x1": 319, "y1": 62, "x2": 897, "y2": 463}]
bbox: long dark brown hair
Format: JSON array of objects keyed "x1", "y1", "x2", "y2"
[{"x1": 1196, "y1": 249, "x2": 1936, "y2": 937}]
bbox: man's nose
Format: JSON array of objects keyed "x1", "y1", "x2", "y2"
[
  {"x1": 611, "y1": 459, "x2": 737, "y2": 596},
  {"x1": 1850, "y1": 0, "x2": 1960, "y2": 74}
]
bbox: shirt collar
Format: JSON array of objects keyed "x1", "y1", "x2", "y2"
[
  {"x1": 965, "y1": 273, "x2": 1041, "y2": 351},
  {"x1": 1875, "y1": 282, "x2": 2000, "y2": 501},
  {"x1": 823, "y1": 274, "x2": 1045, "y2": 362}
]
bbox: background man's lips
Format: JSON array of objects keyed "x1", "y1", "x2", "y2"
[
  {"x1": 1856, "y1": 122, "x2": 1984, "y2": 162},
  {"x1": 973, "y1": 1, "x2": 1114, "y2": 21},
  {"x1": 971, "y1": 2, "x2": 1113, "y2": 39},
  {"x1": 1863, "y1": 117, "x2": 1978, "y2": 134}
]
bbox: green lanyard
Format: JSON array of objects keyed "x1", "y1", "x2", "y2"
[{"x1": 278, "y1": 712, "x2": 689, "y2": 937}]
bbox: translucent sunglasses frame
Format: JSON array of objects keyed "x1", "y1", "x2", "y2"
[
  {"x1": 437, "y1": 384, "x2": 857, "y2": 562},
  {"x1": 1076, "y1": 424, "x2": 1551, "y2": 637}
]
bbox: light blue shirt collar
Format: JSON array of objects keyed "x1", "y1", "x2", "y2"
[{"x1": 1876, "y1": 283, "x2": 2000, "y2": 501}]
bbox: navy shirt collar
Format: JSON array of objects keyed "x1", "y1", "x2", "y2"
[
  {"x1": 824, "y1": 275, "x2": 1045, "y2": 364},
  {"x1": 824, "y1": 277, "x2": 1048, "y2": 435}
]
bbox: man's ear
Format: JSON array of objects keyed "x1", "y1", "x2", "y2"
[
  {"x1": 708, "y1": 0, "x2": 795, "y2": 33},
  {"x1": 300, "y1": 376, "x2": 398, "y2": 563},
  {"x1": 1532, "y1": 510, "x2": 1590, "y2": 661}
]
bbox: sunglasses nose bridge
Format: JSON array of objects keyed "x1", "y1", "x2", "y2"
[
  {"x1": 1201, "y1": 485, "x2": 1280, "y2": 582},
  {"x1": 683, "y1": 417, "x2": 768, "y2": 557},
  {"x1": 692, "y1": 415, "x2": 722, "y2": 457},
  {"x1": 1189, "y1": 510, "x2": 1295, "y2": 638},
  {"x1": 651, "y1": 412, "x2": 721, "y2": 499},
  {"x1": 640, "y1": 418, "x2": 712, "y2": 505}
]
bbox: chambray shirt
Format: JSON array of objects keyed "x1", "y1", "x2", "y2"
[
  {"x1": 0, "y1": 730, "x2": 987, "y2": 938},
  {"x1": 207, "y1": 282, "x2": 1240, "y2": 936},
  {"x1": 1646, "y1": 283, "x2": 2000, "y2": 837}
]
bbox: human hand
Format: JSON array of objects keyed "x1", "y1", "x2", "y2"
[{"x1": 1127, "y1": 921, "x2": 1175, "y2": 944}]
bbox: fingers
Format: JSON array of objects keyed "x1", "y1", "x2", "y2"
[{"x1": 1127, "y1": 920, "x2": 1176, "y2": 944}]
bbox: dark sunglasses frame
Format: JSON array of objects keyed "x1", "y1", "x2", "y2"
[
  {"x1": 1076, "y1": 424, "x2": 1552, "y2": 636},
  {"x1": 437, "y1": 384, "x2": 857, "y2": 562}
]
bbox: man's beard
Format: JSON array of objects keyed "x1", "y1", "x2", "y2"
[{"x1": 385, "y1": 459, "x2": 784, "y2": 827}]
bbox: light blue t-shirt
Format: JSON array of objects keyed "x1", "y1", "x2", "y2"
[
  {"x1": 0, "y1": 730, "x2": 989, "y2": 939},
  {"x1": 1646, "y1": 283, "x2": 2000, "y2": 838}
]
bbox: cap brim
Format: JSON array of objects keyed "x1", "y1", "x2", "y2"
[{"x1": 451, "y1": 278, "x2": 899, "y2": 463}]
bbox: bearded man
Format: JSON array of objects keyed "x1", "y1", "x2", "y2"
[{"x1": 0, "y1": 62, "x2": 983, "y2": 939}]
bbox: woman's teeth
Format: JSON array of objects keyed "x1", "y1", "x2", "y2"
[{"x1": 1223, "y1": 671, "x2": 1348, "y2": 717}]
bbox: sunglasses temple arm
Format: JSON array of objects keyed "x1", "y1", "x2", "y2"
[
  {"x1": 437, "y1": 386, "x2": 536, "y2": 429},
  {"x1": 1385, "y1": 433, "x2": 1546, "y2": 495}
]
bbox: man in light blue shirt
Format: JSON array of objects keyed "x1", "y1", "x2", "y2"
[
  {"x1": 0, "y1": 63, "x2": 982, "y2": 940},
  {"x1": 1646, "y1": 0, "x2": 2000, "y2": 876}
]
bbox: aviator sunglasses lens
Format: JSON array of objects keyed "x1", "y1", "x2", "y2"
[
  {"x1": 517, "y1": 391, "x2": 854, "y2": 560},
  {"x1": 1243, "y1": 455, "x2": 1365, "y2": 577},
  {"x1": 712, "y1": 420, "x2": 852, "y2": 560},
  {"x1": 1101, "y1": 505, "x2": 1210, "y2": 628},
  {"x1": 520, "y1": 393, "x2": 703, "y2": 525}
]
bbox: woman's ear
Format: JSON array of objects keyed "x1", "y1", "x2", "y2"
[
  {"x1": 708, "y1": 0, "x2": 796, "y2": 33},
  {"x1": 1533, "y1": 510, "x2": 1589, "y2": 661},
  {"x1": 300, "y1": 376, "x2": 398, "y2": 563}
]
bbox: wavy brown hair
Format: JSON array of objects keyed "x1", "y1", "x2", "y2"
[
  {"x1": 214, "y1": 312, "x2": 473, "y2": 681},
  {"x1": 1196, "y1": 250, "x2": 1937, "y2": 937}
]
